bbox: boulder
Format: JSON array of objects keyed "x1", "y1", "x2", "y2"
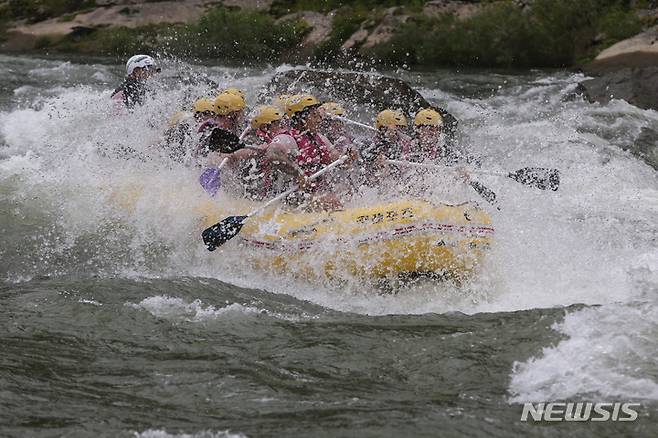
[
  {"x1": 579, "y1": 25, "x2": 658, "y2": 113},
  {"x1": 629, "y1": 126, "x2": 658, "y2": 171},
  {"x1": 586, "y1": 25, "x2": 658, "y2": 72},
  {"x1": 579, "y1": 67, "x2": 658, "y2": 111}
]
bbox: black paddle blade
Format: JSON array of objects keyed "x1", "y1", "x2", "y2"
[
  {"x1": 508, "y1": 167, "x2": 560, "y2": 191},
  {"x1": 469, "y1": 180, "x2": 499, "y2": 208},
  {"x1": 204, "y1": 128, "x2": 245, "y2": 154},
  {"x1": 201, "y1": 215, "x2": 248, "y2": 251}
]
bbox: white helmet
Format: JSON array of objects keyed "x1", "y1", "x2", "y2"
[{"x1": 126, "y1": 54, "x2": 158, "y2": 76}]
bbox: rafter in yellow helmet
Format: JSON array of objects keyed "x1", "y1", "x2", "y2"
[
  {"x1": 193, "y1": 98, "x2": 216, "y2": 114},
  {"x1": 214, "y1": 92, "x2": 246, "y2": 116},
  {"x1": 273, "y1": 94, "x2": 292, "y2": 111},
  {"x1": 375, "y1": 109, "x2": 407, "y2": 129},
  {"x1": 414, "y1": 108, "x2": 443, "y2": 127},
  {"x1": 251, "y1": 105, "x2": 284, "y2": 128},
  {"x1": 320, "y1": 102, "x2": 346, "y2": 116},
  {"x1": 223, "y1": 87, "x2": 245, "y2": 98},
  {"x1": 285, "y1": 94, "x2": 320, "y2": 116}
]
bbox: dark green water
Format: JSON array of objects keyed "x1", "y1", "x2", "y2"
[{"x1": 0, "y1": 277, "x2": 621, "y2": 437}]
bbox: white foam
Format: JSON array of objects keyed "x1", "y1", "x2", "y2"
[
  {"x1": 126, "y1": 295, "x2": 262, "y2": 322},
  {"x1": 134, "y1": 430, "x2": 247, "y2": 438},
  {"x1": 509, "y1": 302, "x2": 658, "y2": 402}
]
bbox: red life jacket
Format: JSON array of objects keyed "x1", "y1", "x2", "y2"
[{"x1": 290, "y1": 129, "x2": 332, "y2": 176}]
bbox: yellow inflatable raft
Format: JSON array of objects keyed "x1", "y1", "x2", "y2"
[{"x1": 198, "y1": 199, "x2": 494, "y2": 281}]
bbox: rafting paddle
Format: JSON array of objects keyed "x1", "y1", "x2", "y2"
[
  {"x1": 333, "y1": 114, "x2": 560, "y2": 191},
  {"x1": 203, "y1": 128, "x2": 245, "y2": 154},
  {"x1": 202, "y1": 155, "x2": 349, "y2": 251},
  {"x1": 200, "y1": 128, "x2": 254, "y2": 195},
  {"x1": 387, "y1": 159, "x2": 499, "y2": 208},
  {"x1": 478, "y1": 167, "x2": 560, "y2": 191}
]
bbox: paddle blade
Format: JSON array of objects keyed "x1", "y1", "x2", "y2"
[
  {"x1": 204, "y1": 128, "x2": 245, "y2": 154},
  {"x1": 201, "y1": 215, "x2": 248, "y2": 251},
  {"x1": 199, "y1": 167, "x2": 221, "y2": 196},
  {"x1": 508, "y1": 167, "x2": 560, "y2": 191},
  {"x1": 469, "y1": 180, "x2": 498, "y2": 208}
]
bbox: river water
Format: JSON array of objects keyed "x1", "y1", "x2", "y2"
[{"x1": 0, "y1": 54, "x2": 657, "y2": 437}]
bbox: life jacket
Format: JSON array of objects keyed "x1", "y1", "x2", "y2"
[
  {"x1": 111, "y1": 77, "x2": 146, "y2": 109},
  {"x1": 290, "y1": 129, "x2": 332, "y2": 176},
  {"x1": 242, "y1": 129, "x2": 275, "y2": 199},
  {"x1": 402, "y1": 138, "x2": 441, "y2": 162},
  {"x1": 364, "y1": 132, "x2": 412, "y2": 162}
]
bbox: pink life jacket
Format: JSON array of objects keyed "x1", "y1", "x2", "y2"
[{"x1": 290, "y1": 129, "x2": 332, "y2": 176}]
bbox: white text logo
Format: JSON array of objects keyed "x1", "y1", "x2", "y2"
[{"x1": 520, "y1": 402, "x2": 640, "y2": 422}]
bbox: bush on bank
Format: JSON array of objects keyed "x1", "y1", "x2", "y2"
[
  {"x1": 51, "y1": 6, "x2": 308, "y2": 62},
  {"x1": 365, "y1": 0, "x2": 643, "y2": 68}
]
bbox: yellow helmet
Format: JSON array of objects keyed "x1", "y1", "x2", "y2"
[
  {"x1": 223, "y1": 87, "x2": 245, "y2": 98},
  {"x1": 320, "y1": 102, "x2": 345, "y2": 117},
  {"x1": 214, "y1": 92, "x2": 246, "y2": 116},
  {"x1": 251, "y1": 105, "x2": 284, "y2": 128},
  {"x1": 375, "y1": 109, "x2": 407, "y2": 129},
  {"x1": 193, "y1": 98, "x2": 216, "y2": 114},
  {"x1": 273, "y1": 94, "x2": 292, "y2": 110},
  {"x1": 414, "y1": 108, "x2": 443, "y2": 127},
  {"x1": 168, "y1": 111, "x2": 192, "y2": 127},
  {"x1": 285, "y1": 94, "x2": 320, "y2": 116}
]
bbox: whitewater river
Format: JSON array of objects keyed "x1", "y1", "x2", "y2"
[{"x1": 0, "y1": 54, "x2": 657, "y2": 437}]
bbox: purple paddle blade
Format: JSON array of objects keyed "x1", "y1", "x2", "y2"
[{"x1": 199, "y1": 167, "x2": 221, "y2": 196}]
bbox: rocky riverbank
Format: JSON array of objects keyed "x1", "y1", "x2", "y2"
[
  {"x1": 576, "y1": 23, "x2": 658, "y2": 169},
  {"x1": 1, "y1": 1, "x2": 656, "y2": 68}
]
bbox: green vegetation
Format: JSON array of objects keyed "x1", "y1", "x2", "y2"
[
  {"x1": 50, "y1": 6, "x2": 308, "y2": 62},
  {"x1": 367, "y1": 0, "x2": 644, "y2": 68},
  {"x1": 179, "y1": 6, "x2": 308, "y2": 60}
]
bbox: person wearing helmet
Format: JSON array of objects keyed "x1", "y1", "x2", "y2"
[
  {"x1": 222, "y1": 87, "x2": 245, "y2": 99},
  {"x1": 285, "y1": 94, "x2": 341, "y2": 177},
  {"x1": 282, "y1": 94, "x2": 347, "y2": 209},
  {"x1": 357, "y1": 109, "x2": 412, "y2": 187},
  {"x1": 362, "y1": 109, "x2": 411, "y2": 161},
  {"x1": 207, "y1": 91, "x2": 247, "y2": 136},
  {"x1": 269, "y1": 94, "x2": 293, "y2": 130},
  {"x1": 111, "y1": 54, "x2": 160, "y2": 109},
  {"x1": 196, "y1": 91, "x2": 247, "y2": 159},
  {"x1": 319, "y1": 102, "x2": 355, "y2": 153},
  {"x1": 236, "y1": 105, "x2": 307, "y2": 200},
  {"x1": 193, "y1": 92, "x2": 248, "y2": 196},
  {"x1": 407, "y1": 108, "x2": 446, "y2": 162},
  {"x1": 412, "y1": 107, "x2": 479, "y2": 167},
  {"x1": 192, "y1": 98, "x2": 217, "y2": 124}
]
